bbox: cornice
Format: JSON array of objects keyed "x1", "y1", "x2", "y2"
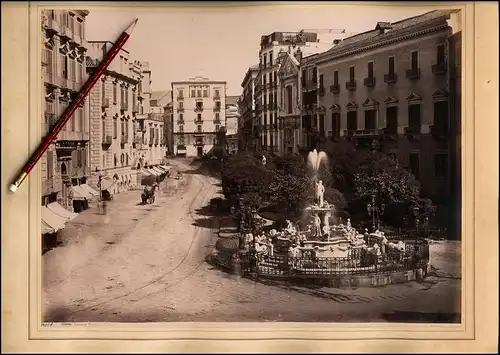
[{"x1": 316, "y1": 23, "x2": 449, "y2": 65}]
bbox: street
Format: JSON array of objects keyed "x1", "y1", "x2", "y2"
[{"x1": 43, "y1": 161, "x2": 461, "y2": 323}]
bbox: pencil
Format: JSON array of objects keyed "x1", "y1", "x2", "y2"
[{"x1": 8, "y1": 18, "x2": 139, "y2": 193}]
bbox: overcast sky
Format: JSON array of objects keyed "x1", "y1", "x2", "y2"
[{"x1": 85, "y1": 3, "x2": 438, "y2": 96}]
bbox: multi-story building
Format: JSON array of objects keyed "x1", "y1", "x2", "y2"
[
  {"x1": 314, "y1": 9, "x2": 457, "y2": 202},
  {"x1": 446, "y1": 10, "x2": 462, "y2": 238},
  {"x1": 238, "y1": 65, "x2": 259, "y2": 152},
  {"x1": 299, "y1": 53, "x2": 321, "y2": 152},
  {"x1": 171, "y1": 77, "x2": 227, "y2": 157},
  {"x1": 136, "y1": 62, "x2": 165, "y2": 167},
  {"x1": 255, "y1": 30, "x2": 348, "y2": 154},
  {"x1": 41, "y1": 10, "x2": 90, "y2": 212},
  {"x1": 225, "y1": 95, "x2": 240, "y2": 155},
  {"x1": 276, "y1": 50, "x2": 303, "y2": 154},
  {"x1": 150, "y1": 90, "x2": 173, "y2": 155},
  {"x1": 86, "y1": 43, "x2": 160, "y2": 195}
]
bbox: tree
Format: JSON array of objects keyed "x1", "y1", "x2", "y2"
[
  {"x1": 353, "y1": 155, "x2": 421, "y2": 205},
  {"x1": 221, "y1": 153, "x2": 274, "y2": 208}
]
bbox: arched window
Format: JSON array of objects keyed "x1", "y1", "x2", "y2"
[
  {"x1": 114, "y1": 154, "x2": 117, "y2": 167},
  {"x1": 120, "y1": 153, "x2": 124, "y2": 165}
]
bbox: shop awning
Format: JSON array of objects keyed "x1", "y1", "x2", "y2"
[
  {"x1": 41, "y1": 220, "x2": 55, "y2": 234},
  {"x1": 146, "y1": 168, "x2": 161, "y2": 177},
  {"x1": 41, "y1": 206, "x2": 66, "y2": 232},
  {"x1": 159, "y1": 165, "x2": 171, "y2": 172},
  {"x1": 80, "y1": 184, "x2": 99, "y2": 197},
  {"x1": 71, "y1": 185, "x2": 91, "y2": 200},
  {"x1": 140, "y1": 169, "x2": 153, "y2": 177},
  {"x1": 152, "y1": 166, "x2": 165, "y2": 175},
  {"x1": 47, "y1": 202, "x2": 78, "y2": 221},
  {"x1": 100, "y1": 178, "x2": 115, "y2": 191},
  {"x1": 177, "y1": 148, "x2": 187, "y2": 154}
]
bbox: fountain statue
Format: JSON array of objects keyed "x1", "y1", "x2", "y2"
[{"x1": 316, "y1": 180, "x2": 325, "y2": 207}]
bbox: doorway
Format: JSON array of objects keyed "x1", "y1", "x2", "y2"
[{"x1": 197, "y1": 147, "x2": 203, "y2": 157}]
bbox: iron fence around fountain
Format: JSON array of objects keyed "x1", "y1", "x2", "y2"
[{"x1": 241, "y1": 238, "x2": 430, "y2": 279}]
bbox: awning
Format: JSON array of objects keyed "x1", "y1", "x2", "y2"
[
  {"x1": 146, "y1": 168, "x2": 161, "y2": 177},
  {"x1": 159, "y1": 165, "x2": 171, "y2": 172},
  {"x1": 71, "y1": 185, "x2": 91, "y2": 200},
  {"x1": 100, "y1": 178, "x2": 115, "y2": 191},
  {"x1": 80, "y1": 184, "x2": 99, "y2": 197},
  {"x1": 141, "y1": 169, "x2": 154, "y2": 177},
  {"x1": 152, "y1": 167, "x2": 165, "y2": 175},
  {"x1": 41, "y1": 220, "x2": 55, "y2": 234},
  {"x1": 177, "y1": 148, "x2": 187, "y2": 154},
  {"x1": 41, "y1": 206, "x2": 66, "y2": 232},
  {"x1": 47, "y1": 202, "x2": 78, "y2": 220}
]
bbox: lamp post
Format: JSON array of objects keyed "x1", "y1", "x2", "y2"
[{"x1": 366, "y1": 193, "x2": 385, "y2": 232}]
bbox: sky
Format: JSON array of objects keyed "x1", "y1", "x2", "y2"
[{"x1": 85, "y1": 3, "x2": 438, "y2": 96}]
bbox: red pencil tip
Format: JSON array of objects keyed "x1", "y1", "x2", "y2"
[{"x1": 125, "y1": 18, "x2": 139, "y2": 34}]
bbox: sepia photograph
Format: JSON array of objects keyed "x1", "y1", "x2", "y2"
[{"x1": 39, "y1": 4, "x2": 463, "y2": 325}]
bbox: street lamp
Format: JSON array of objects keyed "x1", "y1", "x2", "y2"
[{"x1": 366, "y1": 193, "x2": 385, "y2": 232}]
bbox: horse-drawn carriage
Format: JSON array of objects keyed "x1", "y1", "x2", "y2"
[{"x1": 141, "y1": 183, "x2": 158, "y2": 204}]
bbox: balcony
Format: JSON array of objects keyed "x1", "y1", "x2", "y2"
[
  {"x1": 383, "y1": 127, "x2": 398, "y2": 139},
  {"x1": 344, "y1": 128, "x2": 385, "y2": 138},
  {"x1": 212, "y1": 105, "x2": 221, "y2": 112},
  {"x1": 120, "y1": 102, "x2": 128, "y2": 111},
  {"x1": 102, "y1": 98, "x2": 110, "y2": 108},
  {"x1": 363, "y1": 77, "x2": 376, "y2": 88},
  {"x1": 120, "y1": 135, "x2": 128, "y2": 144},
  {"x1": 384, "y1": 73, "x2": 398, "y2": 84},
  {"x1": 44, "y1": 17, "x2": 60, "y2": 34},
  {"x1": 71, "y1": 166, "x2": 90, "y2": 178},
  {"x1": 213, "y1": 93, "x2": 221, "y2": 100},
  {"x1": 102, "y1": 135, "x2": 112, "y2": 145},
  {"x1": 318, "y1": 87, "x2": 325, "y2": 96},
  {"x1": 405, "y1": 68, "x2": 420, "y2": 80},
  {"x1": 132, "y1": 104, "x2": 139, "y2": 113},
  {"x1": 177, "y1": 107, "x2": 185, "y2": 113},
  {"x1": 345, "y1": 80, "x2": 357, "y2": 91},
  {"x1": 133, "y1": 136, "x2": 142, "y2": 145},
  {"x1": 213, "y1": 119, "x2": 221, "y2": 124},
  {"x1": 194, "y1": 118, "x2": 203, "y2": 125},
  {"x1": 329, "y1": 84, "x2": 340, "y2": 94},
  {"x1": 264, "y1": 82, "x2": 271, "y2": 90},
  {"x1": 194, "y1": 140, "x2": 204, "y2": 147},
  {"x1": 271, "y1": 82, "x2": 277, "y2": 89},
  {"x1": 430, "y1": 124, "x2": 448, "y2": 140},
  {"x1": 404, "y1": 125, "x2": 421, "y2": 140},
  {"x1": 59, "y1": 26, "x2": 72, "y2": 40},
  {"x1": 177, "y1": 118, "x2": 185, "y2": 124},
  {"x1": 432, "y1": 63, "x2": 447, "y2": 75},
  {"x1": 195, "y1": 106, "x2": 204, "y2": 113},
  {"x1": 177, "y1": 95, "x2": 184, "y2": 101},
  {"x1": 45, "y1": 112, "x2": 57, "y2": 129}
]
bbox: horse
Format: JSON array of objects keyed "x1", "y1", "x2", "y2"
[{"x1": 141, "y1": 183, "x2": 158, "y2": 204}]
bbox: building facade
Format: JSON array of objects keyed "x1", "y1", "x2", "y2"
[
  {"x1": 277, "y1": 51, "x2": 302, "y2": 154},
  {"x1": 41, "y1": 9, "x2": 90, "y2": 211},
  {"x1": 225, "y1": 95, "x2": 240, "y2": 155},
  {"x1": 86, "y1": 42, "x2": 159, "y2": 195},
  {"x1": 254, "y1": 30, "x2": 349, "y2": 154},
  {"x1": 238, "y1": 65, "x2": 259, "y2": 152},
  {"x1": 315, "y1": 10, "x2": 455, "y2": 201},
  {"x1": 171, "y1": 77, "x2": 227, "y2": 157},
  {"x1": 446, "y1": 10, "x2": 462, "y2": 238},
  {"x1": 150, "y1": 90, "x2": 173, "y2": 155}
]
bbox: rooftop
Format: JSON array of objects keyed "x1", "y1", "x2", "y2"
[{"x1": 318, "y1": 9, "x2": 455, "y2": 60}]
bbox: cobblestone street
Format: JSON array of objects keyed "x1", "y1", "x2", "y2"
[{"x1": 43, "y1": 161, "x2": 461, "y2": 323}]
